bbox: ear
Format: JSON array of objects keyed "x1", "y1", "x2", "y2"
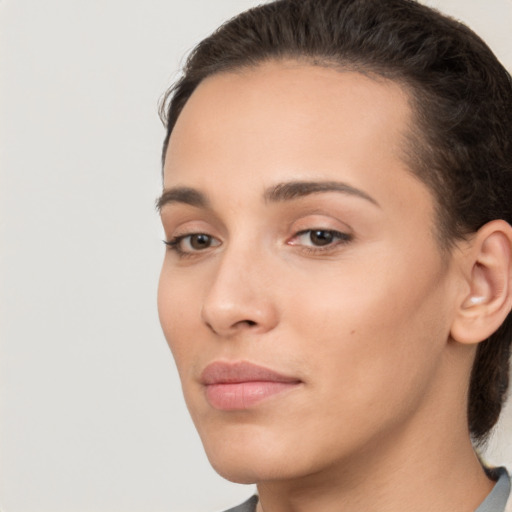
[{"x1": 450, "y1": 220, "x2": 512, "y2": 345}]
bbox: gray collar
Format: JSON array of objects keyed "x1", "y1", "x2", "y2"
[{"x1": 475, "y1": 467, "x2": 511, "y2": 512}]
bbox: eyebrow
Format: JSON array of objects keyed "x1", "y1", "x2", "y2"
[
  {"x1": 264, "y1": 180, "x2": 380, "y2": 206},
  {"x1": 156, "y1": 180, "x2": 379, "y2": 212},
  {"x1": 156, "y1": 187, "x2": 210, "y2": 211}
]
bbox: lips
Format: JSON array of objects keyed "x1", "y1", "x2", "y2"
[{"x1": 201, "y1": 361, "x2": 301, "y2": 411}]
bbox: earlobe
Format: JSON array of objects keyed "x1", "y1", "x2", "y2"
[{"x1": 451, "y1": 220, "x2": 512, "y2": 345}]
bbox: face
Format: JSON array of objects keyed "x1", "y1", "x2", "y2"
[{"x1": 158, "y1": 62, "x2": 460, "y2": 484}]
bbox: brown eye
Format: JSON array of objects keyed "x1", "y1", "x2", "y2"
[
  {"x1": 189, "y1": 234, "x2": 213, "y2": 250},
  {"x1": 309, "y1": 230, "x2": 335, "y2": 246},
  {"x1": 288, "y1": 229, "x2": 352, "y2": 251},
  {"x1": 164, "y1": 232, "x2": 221, "y2": 256}
]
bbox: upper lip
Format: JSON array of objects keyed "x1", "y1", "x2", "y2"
[{"x1": 201, "y1": 361, "x2": 301, "y2": 385}]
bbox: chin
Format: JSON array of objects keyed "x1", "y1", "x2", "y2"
[
  {"x1": 198, "y1": 424, "x2": 304, "y2": 484},
  {"x1": 210, "y1": 461, "x2": 261, "y2": 485},
  {"x1": 207, "y1": 452, "x2": 295, "y2": 485}
]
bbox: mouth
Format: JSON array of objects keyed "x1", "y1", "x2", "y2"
[{"x1": 200, "y1": 361, "x2": 302, "y2": 411}]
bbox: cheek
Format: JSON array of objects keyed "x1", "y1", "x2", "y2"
[
  {"x1": 284, "y1": 249, "x2": 451, "y2": 405},
  {"x1": 157, "y1": 264, "x2": 201, "y2": 370}
]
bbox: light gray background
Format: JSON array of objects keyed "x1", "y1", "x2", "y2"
[{"x1": 1, "y1": 1, "x2": 511, "y2": 511}]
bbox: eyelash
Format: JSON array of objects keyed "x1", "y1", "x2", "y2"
[
  {"x1": 163, "y1": 229, "x2": 352, "y2": 258},
  {"x1": 164, "y1": 233, "x2": 220, "y2": 258},
  {"x1": 289, "y1": 229, "x2": 352, "y2": 254}
]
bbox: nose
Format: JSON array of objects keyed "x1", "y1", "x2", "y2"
[{"x1": 201, "y1": 246, "x2": 279, "y2": 337}]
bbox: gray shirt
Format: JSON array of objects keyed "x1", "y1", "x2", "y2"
[
  {"x1": 224, "y1": 467, "x2": 511, "y2": 512},
  {"x1": 476, "y1": 467, "x2": 511, "y2": 512}
]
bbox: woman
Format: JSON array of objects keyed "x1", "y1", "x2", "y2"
[{"x1": 157, "y1": 1, "x2": 512, "y2": 510}]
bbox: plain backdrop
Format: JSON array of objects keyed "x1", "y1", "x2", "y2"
[{"x1": 1, "y1": 1, "x2": 511, "y2": 511}]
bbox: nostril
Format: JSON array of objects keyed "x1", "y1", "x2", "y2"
[
  {"x1": 205, "y1": 319, "x2": 257, "y2": 334},
  {"x1": 235, "y1": 319, "x2": 257, "y2": 328},
  {"x1": 205, "y1": 321, "x2": 216, "y2": 334}
]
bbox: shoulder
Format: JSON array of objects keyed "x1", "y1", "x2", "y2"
[{"x1": 221, "y1": 495, "x2": 258, "y2": 512}]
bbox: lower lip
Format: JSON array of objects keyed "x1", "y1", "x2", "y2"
[{"x1": 205, "y1": 381, "x2": 299, "y2": 410}]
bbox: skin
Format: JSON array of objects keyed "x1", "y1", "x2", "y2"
[{"x1": 158, "y1": 62, "x2": 495, "y2": 512}]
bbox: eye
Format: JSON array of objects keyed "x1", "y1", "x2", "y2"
[
  {"x1": 164, "y1": 233, "x2": 221, "y2": 255},
  {"x1": 289, "y1": 229, "x2": 352, "y2": 249}
]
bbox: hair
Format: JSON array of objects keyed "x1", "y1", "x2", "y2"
[{"x1": 159, "y1": 0, "x2": 512, "y2": 444}]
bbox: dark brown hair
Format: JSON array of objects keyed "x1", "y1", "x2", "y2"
[{"x1": 160, "y1": 0, "x2": 512, "y2": 444}]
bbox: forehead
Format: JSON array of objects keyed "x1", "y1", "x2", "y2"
[
  {"x1": 165, "y1": 60, "x2": 413, "y2": 181},
  {"x1": 163, "y1": 61, "x2": 432, "y2": 223}
]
